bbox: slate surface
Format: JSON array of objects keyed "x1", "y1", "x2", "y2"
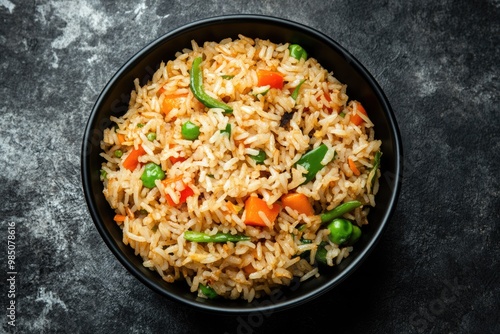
[{"x1": 1, "y1": 0, "x2": 499, "y2": 333}]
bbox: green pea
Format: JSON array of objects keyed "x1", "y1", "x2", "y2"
[
  {"x1": 289, "y1": 44, "x2": 308, "y2": 61},
  {"x1": 346, "y1": 225, "x2": 362, "y2": 246},
  {"x1": 100, "y1": 169, "x2": 107, "y2": 180},
  {"x1": 114, "y1": 149, "x2": 123, "y2": 158},
  {"x1": 327, "y1": 218, "x2": 353, "y2": 245},
  {"x1": 147, "y1": 132, "x2": 157, "y2": 141},
  {"x1": 181, "y1": 121, "x2": 200, "y2": 140},
  {"x1": 140, "y1": 162, "x2": 165, "y2": 188},
  {"x1": 250, "y1": 149, "x2": 267, "y2": 165},
  {"x1": 137, "y1": 123, "x2": 145, "y2": 128}
]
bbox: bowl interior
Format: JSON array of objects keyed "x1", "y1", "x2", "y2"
[{"x1": 82, "y1": 15, "x2": 402, "y2": 313}]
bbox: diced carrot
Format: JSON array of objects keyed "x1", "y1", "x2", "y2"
[
  {"x1": 117, "y1": 133, "x2": 126, "y2": 144},
  {"x1": 169, "y1": 156, "x2": 186, "y2": 164},
  {"x1": 157, "y1": 86, "x2": 166, "y2": 96},
  {"x1": 113, "y1": 214, "x2": 126, "y2": 224},
  {"x1": 161, "y1": 175, "x2": 184, "y2": 187},
  {"x1": 165, "y1": 194, "x2": 176, "y2": 206},
  {"x1": 322, "y1": 91, "x2": 340, "y2": 113},
  {"x1": 225, "y1": 201, "x2": 243, "y2": 214},
  {"x1": 161, "y1": 93, "x2": 188, "y2": 115},
  {"x1": 324, "y1": 91, "x2": 331, "y2": 102},
  {"x1": 167, "y1": 144, "x2": 186, "y2": 164},
  {"x1": 348, "y1": 157, "x2": 361, "y2": 176},
  {"x1": 125, "y1": 207, "x2": 134, "y2": 219},
  {"x1": 324, "y1": 91, "x2": 332, "y2": 112},
  {"x1": 243, "y1": 196, "x2": 281, "y2": 227},
  {"x1": 257, "y1": 70, "x2": 284, "y2": 89},
  {"x1": 242, "y1": 264, "x2": 256, "y2": 275},
  {"x1": 281, "y1": 192, "x2": 315, "y2": 216},
  {"x1": 122, "y1": 145, "x2": 146, "y2": 171},
  {"x1": 165, "y1": 182, "x2": 194, "y2": 206},
  {"x1": 350, "y1": 102, "x2": 368, "y2": 126},
  {"x1": 178, "y1": 186, "x2": 194, "y2": 203}
]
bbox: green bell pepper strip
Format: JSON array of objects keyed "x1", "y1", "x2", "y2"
[
  {"x1": 199, "y1": 284, "x2": 218, "y2": 299},
  {"x1": 320, "y1": 200, "x2": 362, "y2": 224},
  {"x1": 295, "y1": 143, "x2": 335, "y2": 184},
  {"x1": 291, "y1": 79, "x2": 305, "y2": 100},
  {"x1": 189, "y1": 57, "x2": 233, "y2": 114},
  {"x1": 184, "y1": 231, "x2": 250, "y2": 243}
]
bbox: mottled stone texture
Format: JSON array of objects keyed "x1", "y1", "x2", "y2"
[{"x1": 0, "y1": 0, "x2": 498, "y2": 333}]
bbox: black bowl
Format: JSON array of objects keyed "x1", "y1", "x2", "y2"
[{"x1": 81, "y1": 14, "x2": 402, "y2": 313}]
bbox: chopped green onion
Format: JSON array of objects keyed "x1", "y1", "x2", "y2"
[
  {"x1": 291, "y1": 79, "x2": 305, "y2": 100},
  {"x1": 250, "y1": 149, "x2": 267, "y2": 165},
  {"x1": 199, "y1": 284, "x2": 218, "y2": 299},
  {"x1": 220, "y1": 124, "x2": 232, "y2": 137}
]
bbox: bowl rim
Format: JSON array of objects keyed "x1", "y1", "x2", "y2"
[{"x1": 81, "y1": 13, "x2": 403, "y2": 313}]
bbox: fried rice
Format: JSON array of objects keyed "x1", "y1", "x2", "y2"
[{"x1": 99, "y1": 35, "x2": 382, "y2": 302}]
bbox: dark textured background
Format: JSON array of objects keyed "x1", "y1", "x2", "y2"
[{"x1": 1, "y1": 0, "x2": 499, "y2": 333}]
